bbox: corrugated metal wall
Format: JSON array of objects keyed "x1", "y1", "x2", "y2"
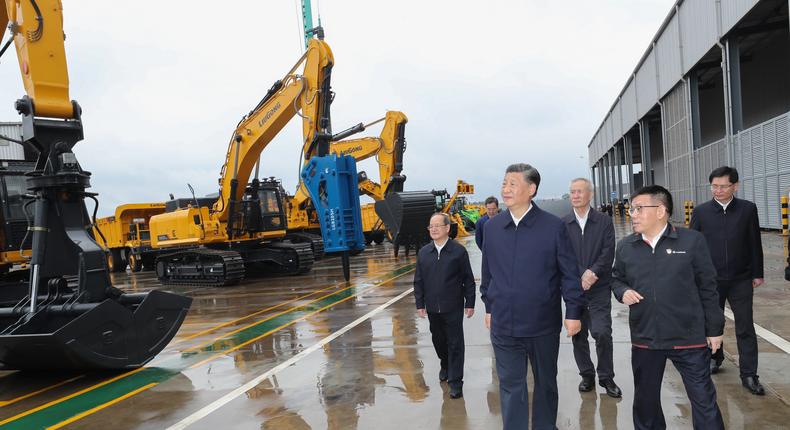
[
  {"x1": 0, "y1": 123, "x2": 25, "y2": 161},
  {"x1": 679, "y1": 0, "x2": 718, "y2": 70},
  {"x1": 662, "y1": 81, "x2": 694, "y2": 222},
  {"x1": 656, "y1": 14, "x2": 683, "y2": 95},
  {"x1": 720, "y1": 0, "x2": 761, "y2": 31},
  {"x1": 636, "y1": 51, "x2": 659, "y2": 117},
  {"x1": 733, "y1": 111, "x2": 790, "y2": 229},
  {"x1": 693, "y1": 138, "x2": 727, "y2": 201},
  {"x1": 588, "y1": 0, "x2": 761, "y2": 166}
]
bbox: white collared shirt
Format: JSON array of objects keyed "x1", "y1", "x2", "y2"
[
  {"x1": 574, "y1": 206, "x2": 591, "y2": 233},
  {"x1": 433, "y1": 238, "x2": 449, "y2": 258},
  {"x1": 510, "y1": 203, "x2": 533, "y2": 226},
  {"x1": 716, "y1": 197, "x2": 733, "y2": 212},
  {"x1": 641, "y1": 223, "x2": 669, "y2": 251}
]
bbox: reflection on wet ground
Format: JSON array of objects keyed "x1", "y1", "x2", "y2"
[{"x1": 0, "y1": 216, "x2": 789, "y2": 429}]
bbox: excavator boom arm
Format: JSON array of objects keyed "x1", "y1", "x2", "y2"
[
  {"x1": 213, "y1": 38, "x2": 334, "y2": 222},
  {"x1": 2, "y1": 0, "x2": 73, "y2": 118}
]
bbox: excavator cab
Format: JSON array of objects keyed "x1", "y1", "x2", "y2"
[{"x1": 234, "y1": 178, "x2": 287, "y2": 235}]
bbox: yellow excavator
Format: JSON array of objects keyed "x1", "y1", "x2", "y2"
[
  {"x1": 0, "y1": 0, "x2": 191, "y2": 370},
  {"x1": 149, "y1": 29, "x2": 364, "y2": 285}
]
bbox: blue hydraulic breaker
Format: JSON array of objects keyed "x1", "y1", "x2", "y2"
[{"x1": 301, "y1": 154, "x2": 366, "y2": 281}]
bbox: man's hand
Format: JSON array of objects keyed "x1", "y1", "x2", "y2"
[
  {"x1": 465, "y1": 308, "x2": 475, "y2": 318},
  {"x1": 707, "y1": 335, "x2": 723, "y2": 354},
  {"x1": 418, "y1": 308, "x2": 426, "y2": 318},
  {"x1": 622, "y1": 289, "x2": 644, "y2": 305},
  {"x1": 753, "y1": 278, "x2": 764, "y2": 288},
  {"x1": 581, "y1": 269, "x2": 598, "y2": 291},
  {"x1": 564, "y1": 319, "x2": 581, "y2": 337},
  {"x1": 485, "y1": 313, "x2": 491, "y2": 329}
]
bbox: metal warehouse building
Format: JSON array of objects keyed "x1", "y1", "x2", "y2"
[{"x1": 589, "y1": 0, "x2": 790, "y2": 228}]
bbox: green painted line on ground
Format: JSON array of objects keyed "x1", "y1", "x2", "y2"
[{"x1": 0, "y1": 262, "x2": 415, "y2": 430}]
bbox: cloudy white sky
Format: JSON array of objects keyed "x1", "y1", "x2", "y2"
[{"x1": 0, "y1": 0, "x2": 674, "y2": 215}]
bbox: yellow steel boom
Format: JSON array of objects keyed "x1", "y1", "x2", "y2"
[{"x1": 1, "y1": 0, "x2": 73, "y2": 118}]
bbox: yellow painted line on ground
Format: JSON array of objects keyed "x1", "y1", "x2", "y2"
[
  {"x1": 0, "y1": 376, "x2": 85, "y2": 408},
  {"x1": 0, "y1": 368, "x2": 145, "y2": 426},
  {"x1": 169, "y1": 283, "x2": 342, "y2": 347},
  {"x1": 188, "y1": 268, "x2": 413, "y2": 369},
  {"x1": 44, "y1": 383, "x2": 158, "y2": 430}
]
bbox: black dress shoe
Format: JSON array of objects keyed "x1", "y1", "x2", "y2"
[
  {"x1": 742, "y1": 376, "x2": 766, "y2": 395},
  {"x1": 578, "y1": 376, "x2": 595, "y2": 392},
  {"x1": 449, "y1": 384, "x2": 463, "y2": 399},
  {"x1": 599, "y1": 379, "x2": 622, "y2": 398},
  {"x1": 439, "y1": 368, "x2": 448, "y2": 382}
]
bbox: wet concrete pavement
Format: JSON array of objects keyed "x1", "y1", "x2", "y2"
[{"x1": 1, "y1": 216, "x2": 789, "y2": 429}]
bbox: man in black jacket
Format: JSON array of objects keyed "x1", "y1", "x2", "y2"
[
  {"x1": 414, "y1": 212, "x2": 475, "y2": 399},
  {"x1": 563, "y1": 178, "x2": 621, "y2": 398},
  {"x1": 690, "y1": 166, "x2": 765, "y2": 395},
  {"x1": 613, "y1": 185, "x2": 724, "y2": 430}
]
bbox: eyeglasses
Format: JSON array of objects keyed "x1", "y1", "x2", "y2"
[
  {"x1": 710, "y1": 184, "x2": 733, "y2": 191},
  {"x1": 427, "y1": 224, "x2": 448, "y2": 230},
  {"x1": 628, "y1": 205, "x2": 660, "y2": 215}
]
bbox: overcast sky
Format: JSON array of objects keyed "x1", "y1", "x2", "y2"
[{"x1": 0, "y1": 0, "x2": 674, "y2": 215}]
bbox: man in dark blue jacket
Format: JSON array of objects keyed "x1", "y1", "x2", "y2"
[
  {"x1": 474, "y1": 196, "x2": 500, "y2": 249},
  {"x1": 414, "y1": 212, "x2": 475, "y2": 399},
  {"x1": 690, "y1": 166, "x2": 765, "y2": 395},
  {"x1": 563, "y1": 178, "x2": 620, "y2": 398},
  {"x1": 480, "y1": 163, "x2": 586, "y2": 430},
  {"x1": 613, "y1": 185, "x2": 724, "y2": 430}
]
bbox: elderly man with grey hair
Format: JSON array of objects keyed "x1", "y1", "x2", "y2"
[
  {"x1": 562, "y1": 178, "x2": 620, "y2": 398},
  {"x1": 480, "y1": 163, "x2": 586, "y2": 429}
]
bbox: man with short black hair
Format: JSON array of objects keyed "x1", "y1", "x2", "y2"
[
  {"x1": 481, "y1": 163, "x2": 585, "y2": 429},
  {"x1": 613, "y1": 185, "x2": 724, "y2": 429},
  {"x1": 414, "y1": 212, "x2": 475, "y2": 399},
  {"x1": 690, "y1": 166, "x2": 765, "y2": 395},
  {"x1": 475, "y1": 196, "x2": 499, "y2": 249}
]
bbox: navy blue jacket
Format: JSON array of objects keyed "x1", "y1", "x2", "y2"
[
  {"x1": 480, "y1": 204, "x2": 586, "y2": 337},
  {"x1": 474, "y1": 214, "x2": 491, "y2": 250},
  {"x1": 414, "y1": 239, "x2": 476, "y2": 313},
  {"x1": 690, "y1": 198, "x2": 764, "y2": 281},
  {"x1": 562, "y1": 207, "x2": 615, "y2": 287}
]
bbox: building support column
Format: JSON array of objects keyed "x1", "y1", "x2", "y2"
[
  {"x1": 639, "y1": 119, "x2": 652, "y2": 186},
  {"x1": 724, "y1": 37, "x2": 743, "y2": 166},
  {"x1": 624, "y1": 134, "x2": 634, "y2": 198},
  {"x1": 615, "y1": 143, "x2": 623, "y2": 201}
]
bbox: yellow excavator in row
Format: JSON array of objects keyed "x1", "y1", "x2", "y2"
[
  {"x1": 0, "y1": 0, "x2": 191, "y2": 370},
  {"x1": 149, "y1": 28, "x2": 364, "y2": 285}
]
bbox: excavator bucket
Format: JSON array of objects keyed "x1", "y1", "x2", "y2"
[
  {"x1": 0, "y1": 290, "x2": 190, "y2": 370},
  {"x1": 0, "y1": 107, "x2": 192, "y2": 370},
  {"x1": 374, "y1": 191, "x2": 436, "y2": 256}
]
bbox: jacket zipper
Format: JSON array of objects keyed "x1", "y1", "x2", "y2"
[{"x1": 723, "y1": 208, "x2": 729, "y2": 279}]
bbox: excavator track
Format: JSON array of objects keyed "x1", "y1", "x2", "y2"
[
  {"x1": 284, "y1": 232, "x2": 325, "y2": 260},
  {"x1": 267, "y1": 241, "x2": 314, "y2": 275},
  {"x1": 155, "y1": 249, "x2": 245, "y2": 287}
]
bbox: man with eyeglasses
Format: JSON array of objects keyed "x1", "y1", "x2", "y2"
[
  {"x1": 690, "y1": 166, "x2": 765, "y2": 395},
  {"x1": 480, "y1": 163, "x2": 585, "y2": 429},
  {"x1": 613, "y1": 185, "x2": 725, "y2": 429},
  {"x1": 414, "y1": 212, "x2": 475, "y2": 399},
  {"x1": 562, "y1": 178, "x2": 621, "y2": 398}
]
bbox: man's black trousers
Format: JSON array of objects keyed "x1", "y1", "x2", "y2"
[
  {"x1": 572, "y1": 284, "x2": 614, "y2": 381},
  {"x1": 712, "y1": 278, "x2": 758, "y2": 377},
  {"x1": 632, "y1": 347, "x2": 724, "y2": 430},
  {"x1": 427, "y1": 309, "x2": 464, "y2": 387}
]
